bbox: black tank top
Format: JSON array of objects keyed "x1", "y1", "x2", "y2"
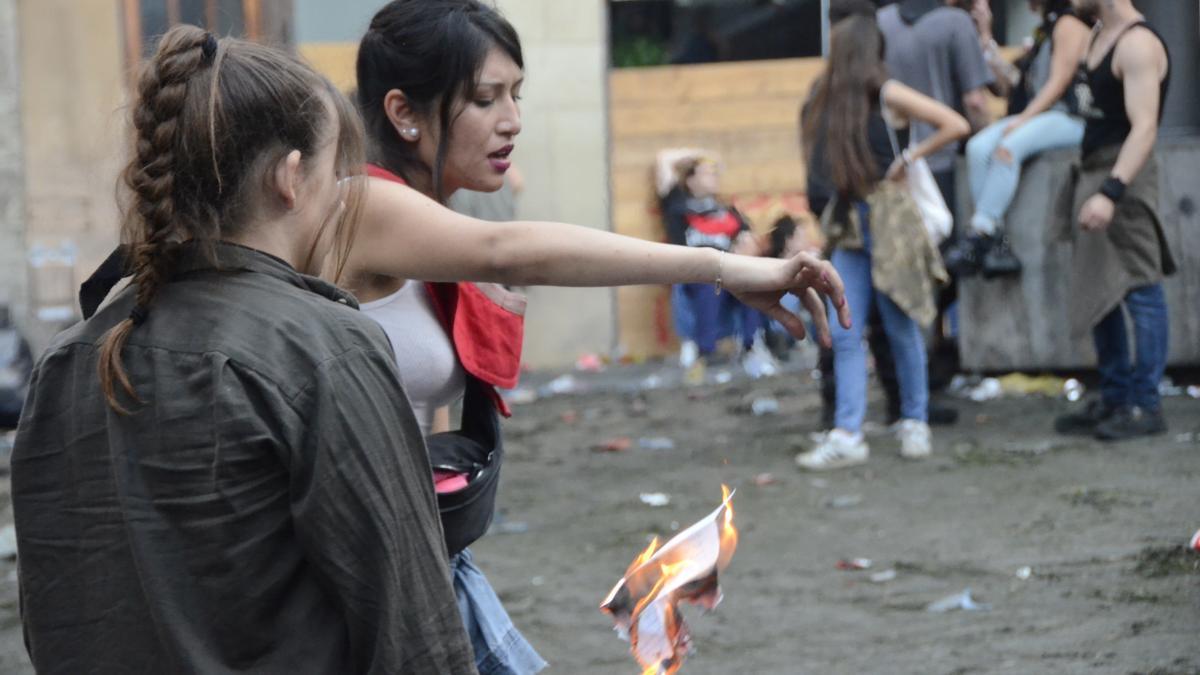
[
  {"x1": 1077, "y1": 21, "x2": 1171, "y2": 158},
  {"x1": 808, "y1": 104, "x2": 908, "y2": 199}
]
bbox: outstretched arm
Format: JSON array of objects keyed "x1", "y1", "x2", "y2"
[{"x1": 346, "y1": 178, "x2": 852, "y2": 343}]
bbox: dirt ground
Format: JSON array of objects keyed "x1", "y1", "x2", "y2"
[{"x1": 0, "y1": 361, "x2": 1196, "y2": 674}]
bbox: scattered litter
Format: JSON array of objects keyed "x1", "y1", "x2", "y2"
[
  {"x1": 1190, "y1": 529, "x2": 1200, "y2": 552},
  {"x1": 926, "y1": 588, "x2": 991, "y2": 613},
  {"x1": 490, "y1": 520, "x2": 530, "y2": 535},
  {"x1": 951, "y1": 374, "x2": 1087, "y2": 402},
  {"x1": 639, "y1": 493, "x2": 671, "y2": 507},
  {"x1": 502, "y1": 388, "x2": 538, "y2": 405},
  {"x1": 996, "y1": 373, "x2": 1066, "y2": 397},
  {"x1": 1175, "y1": 432, "x2": 1198, "y2": 444},
  {"x1": 750, "y1": 397, "x2": 780, "y2": 416},
  {"x1": 752, "y1": 472, "x2": 780, "y2": 487},
  {"x1": 947, "y1": 374, "x2": 974, "y2": 397},
  {"x1": 669, "y1": 521, "x2": 680, "y2": 531},
  {"x1": 531, "y1": 575, "x2": 545, "y2": 587},
  {"x1": 714, "y1": 370, "x2": 733, "y2": 384},
  {"x1": 637, "y1": 437, "x2": 676, "y2": 451},
  {"x1": 824, "y1": 494, "x2": 863, "y2": 509},
  {"x1": 575, "y1": 353, "x2": 605, "y2": 372},
  {"x1": 1189, "y1": 386, "x2": 1200, "y2": 400},
  {"x1": 968, "y1": 378, "x2": 1002, "y2": 402},
  {"x1": 835, "y1": 558, "x2": 873, "y2": 571},
  {"x1": 560, "y1": 410, "x2": 578, "y2": 425},
  {"x1": 0, "y1": 525, "x2": 16, "y2": 560},
  {"x1": 870, "y1": 569, "x2": 897, "y2": 583},
  {"x1": 538, "y1": 374, "x2": 578, "y2": 397},
  {"x1": 1158, "y1": 376, "x2": 1183, "y2": 397},
  {"x1": 1015, "y1": 566, "x2": 1033, "y2": 580},
  {"x1": 639, "y1": 374, "x2": 664, "y2": 390},
  {"x1": 628, "y1": 394, "x2": 649, "y2": 416},
  {"x1": 593, "y1": 437, "x2": 633, "y2": 453},
  {"x1": 809, "y1": 478, "x2": 829, "y2": 489}
]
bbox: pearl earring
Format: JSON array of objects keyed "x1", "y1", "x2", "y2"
[{"x1": 404, "y1": 127, "x2": 420, "y2": 140}]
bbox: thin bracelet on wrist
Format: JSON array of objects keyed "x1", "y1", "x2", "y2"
[{"x1": 714, "y1": 250, "x2": 725, "y2": 295}]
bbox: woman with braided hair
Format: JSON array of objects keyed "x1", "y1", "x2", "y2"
[{"x1": 11, "y1": 25, "x2": 477, "y2": 673}]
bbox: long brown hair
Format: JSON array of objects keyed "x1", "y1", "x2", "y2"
[
  {"x1": 801, "y1": 15, "x2": 889, "y2": 200},
  {"x1": 99, "y1": 24, "x2": 366, "y2": 413}
]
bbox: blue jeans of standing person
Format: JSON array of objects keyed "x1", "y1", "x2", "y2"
[
  {"x1": 829, "y1": 203, "x2": 928, "y2": 433},
  {"x1": 966, "y1": 111, "x2": 1085, "y2": 235},
  {"x1": 1092, "y1": 284, "x2": 1169, "y2": 412},
  {"x1": 678, "y1": 283, "x2": 763, "y2": 355},
  {"x1": 453, "y1": 549, "x2": 547, "y2": 674}
]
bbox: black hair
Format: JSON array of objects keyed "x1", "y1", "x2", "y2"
[
  {"x1": 829, "y1": 0, "x2": 878, "y2": 24},
  {"x1": 357, "y1": 0, "x2": 523, "y2": 203},
  {"x1": 768, "y1": 215, "x2": 798, "y2": 259}
]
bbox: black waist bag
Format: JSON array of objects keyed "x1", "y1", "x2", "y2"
[{"x1": 425, "y1": 376, "x2": 504, "y2": 557}]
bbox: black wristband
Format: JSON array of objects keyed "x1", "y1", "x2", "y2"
[{"x1": 1099, "y1": 176, "x2": 1127, "y2": 203}]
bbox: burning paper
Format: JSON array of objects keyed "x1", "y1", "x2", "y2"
[{"x1": 601, "y1": 486, "x2": 738, "y2": 674}]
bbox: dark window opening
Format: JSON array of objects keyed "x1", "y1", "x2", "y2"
[{"x1": 609, "y1": 0, "x2": 824, "y2": 68}]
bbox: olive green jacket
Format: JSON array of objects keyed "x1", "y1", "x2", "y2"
[{"x1": 822, "y1": 182, "x2": 949, "y2": 327}]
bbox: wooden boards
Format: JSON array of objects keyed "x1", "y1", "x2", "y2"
[{"x1": 609, "y1": 57, "x2": 825, "y2": 358}]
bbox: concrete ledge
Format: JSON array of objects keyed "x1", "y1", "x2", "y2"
[{"x1": 958, "y1": 138, "x2": 1200, "y2": 371}]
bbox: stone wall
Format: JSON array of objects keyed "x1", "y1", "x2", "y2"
[{"x1": 959, "y1": 140, "x2": 1200, "y2": 371}]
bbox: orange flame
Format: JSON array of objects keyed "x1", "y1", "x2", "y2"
[
  {"x1": 622, "y1": 487, "x2": 738, "y2": 674},
  {"x1": 718, "y1": 484, "x2": 738, "y2": 569},
  {"x1": 627, "y1": 536, "x2": 661, "y2": 576}
]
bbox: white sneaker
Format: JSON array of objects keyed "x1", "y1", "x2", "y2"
[
  {"x1": 679, "y1": 340, "x2": 699, "y2": 368},
  {"x1": 895, "y1": 419, "x2": 932, "y2": 459},
  {"x1": 742, "y1": 336, "x2": 779, "y2": 379},
  {"x1": 795, "y1": 429, "x2": 869, "y2": 471}
]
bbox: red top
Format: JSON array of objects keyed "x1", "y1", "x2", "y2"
[
  {"x1": 365, "y1": 163, "x2": 525, "y2": 416},
  {"x1": 685, "y1": 210, "x2": 742, "y2": 238}
]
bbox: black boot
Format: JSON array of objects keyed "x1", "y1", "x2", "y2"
[
  {"x1": 1094, "y1": 406, "x2": 1168, "y2": 441},
  {"x1": 1054, "y1": 399, "x2": 1120, "y2": 436},
  {"x1": 942, "y1": 235, "x2": 986, "y2": 278},
  {"x1": 982, "y1": 234, "x2": 1022, "y2": 279}
]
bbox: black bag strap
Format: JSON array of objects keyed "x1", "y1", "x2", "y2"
[{"x1": 79, "y1": 246, "x2": 132, "y2": 320}]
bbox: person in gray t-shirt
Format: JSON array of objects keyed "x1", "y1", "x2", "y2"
[{"x1": 877, "y1": 0, "x2": 994, "y2": 178}]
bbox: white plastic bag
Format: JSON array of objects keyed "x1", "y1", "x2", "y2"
[
  {"x1": 903, "y1": 154, "x2": 953, "y2": 244},
  {"x1": 880, "y1": 87, "x2": 953, "y2": 244}
]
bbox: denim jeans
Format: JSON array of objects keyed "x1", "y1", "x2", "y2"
[
  {"x1": 1092, "y1": 284, "x2": 1169, "y2": 412},
  {"x1": 966, "y1": 111, "x2": 1084, "y2": 234},
  {"x1": 452, "y1": 549, "x2": 547, "y2": 674},
  {"x1": 677, "y1": 283, "x2": 763, "y2": 354},
  {"x1": 829, "y1": 204, "x2": 929, "y2": 433}
]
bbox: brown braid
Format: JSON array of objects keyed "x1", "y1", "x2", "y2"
[
  {"x1": 98, "y1": 27, "x2": 213, "y2": 413},
  {"x1": 96, "y1": 24, "x2": 367, "y2": 413}
]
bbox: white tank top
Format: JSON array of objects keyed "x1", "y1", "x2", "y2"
[{"x1": 360, "y1": 282, "x2": 465, "y2": 436}]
